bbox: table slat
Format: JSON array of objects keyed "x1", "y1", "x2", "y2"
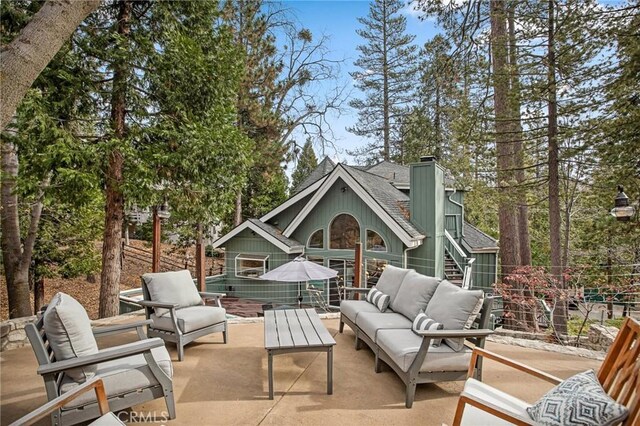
[
  {"x1": 264, "y1": 311, "x2": 279, "y2": 349},
  {"x1": 274, "y1": 310, "x2": 294, "y2": 348},
  {"x1": 296, "y1": 310, "x2": 322, "y2": 346},
  {"x1": 285, "y1": 309, "x2": 308, "y2": 347},
  {"x1": 305, "y1": 309, "x2": 336, "y2": 345}
]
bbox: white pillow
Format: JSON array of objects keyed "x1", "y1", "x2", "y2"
[
  {"x1": 142, "y1": 270, "x2": 203, "y2": 316},
  {"x1": 43, "y1": 293, "x2": 98, "y2": 382}
]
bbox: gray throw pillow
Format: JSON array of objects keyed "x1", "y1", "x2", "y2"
[
  {"x1": 412, "y1": 312, "x2": 443, "y2": 346},
  {"x1": 390, "y1": 270, "x2": 440, "y2": 321},
  {"x1": 527, "y1": 370, "x2": 628, "y2": 426},
  {"x1": 374, "y1": 265, "x2": 412, "y2": 307},
  {"x1": 43, "y1": 293, "x2": 99, "y2": 382},
  {"x1": 366, "y1": 287, "x2": 391, "y2": 312},
  {"x1": 142, "y1": 270, "x2": 203, "y2": 316},
  {"x1": 424, "y1": 280, "x2": 483, "y2": 351}
]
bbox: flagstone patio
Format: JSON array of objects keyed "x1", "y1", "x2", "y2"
[{"x1": 0, "y1": 317, "x2": 601, "y2": 425}]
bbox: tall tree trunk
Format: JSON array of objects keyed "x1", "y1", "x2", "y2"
[
  {"x1": 508, "y1": 3, "x2": 531, "y2": 267},
  {"x1": 492, "y1": 0, "x2": 522, "y2": 329},
  {"x1": 547, "y1": 0, "x2": 567, "y2": 334},
  {"x1": 0, "y1": 0, "x2": 100, "y2": 131},
  {"x1": 234, "y1": 191, "x2": 243, "y2": 226},
  {"x1": 99, "y1": 0, "x2": 131, "y2": 319},
  {"x1": 382, "y1": 0, "x2": 390, "y2": 161}
]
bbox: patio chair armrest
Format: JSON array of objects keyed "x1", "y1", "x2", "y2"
[
  {"x1": 199, "y1": 292, "x2": 226, "y2": 299},
  {"x1": 468, "y1": 347, "x2": 562, "y2": 384},
  {"x1": 136, "y1": 300, "x2": 180, "y2": 310},
  {"x1": 455, "y1": 388, "x2": 534, "y2": 426},
  {"x1": 92, "y1": 320, "x2": 153, "y2": 337},
  {"x1": 37, "y1": 338, "x2": 164, "y2": 376},
  {"x1": 416, "y1": 329, "x2": 494, "y2": 339},
  {"x1": 341, "y1": 287, "x2": 369, "y2": 293},
  {"x1": 9, "y1": 377, "x2": 112, "y2": 426}
]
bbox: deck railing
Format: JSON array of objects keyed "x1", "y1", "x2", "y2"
[{"x1": 444, "y1": 229, "x2": 475, "y2": 289}]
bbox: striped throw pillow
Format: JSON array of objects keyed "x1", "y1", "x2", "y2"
[
  {"x1": 366, "y1": 288, "x2": 391, "y2": 312},
  {"x1": 412, "y1": 312, "x2": 444, "y2": 346}
]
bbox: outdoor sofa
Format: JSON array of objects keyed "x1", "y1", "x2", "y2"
[{"x1": 339, "y1": 265, "x2": 494, "y2": 408}]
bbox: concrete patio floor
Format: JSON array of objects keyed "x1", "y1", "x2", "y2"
[{"x1": 0, "y1": 317, "x2": 601, "y2": 425}]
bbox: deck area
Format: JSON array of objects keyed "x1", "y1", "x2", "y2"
[{"x1": 0, "y1": 317, "x2": 601, "y2": 425}]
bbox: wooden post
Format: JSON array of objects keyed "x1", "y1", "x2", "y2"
[
  {"x1": 196, "y1": 223, "x2": 206, "y2": 292},
  {"x1": 354, "y1": 242, "x2": 362, "y2": 300},
  {"x1": 152, "y1": 207, "x2": 161, "y2": 272}
]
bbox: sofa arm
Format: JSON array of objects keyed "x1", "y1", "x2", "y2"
[
  {"x1": 92, "y1": 320, "x2": 153, "y2": 337},
  {"x1": 135, "y1": 300, "x2": 180, "y2": 310}
]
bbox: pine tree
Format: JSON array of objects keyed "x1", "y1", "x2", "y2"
[
  {"x1": 349, "y1": 0, "x2": 418, "y2": 163},
  {"x1": 291, "y1": 139, "x2": 319, "y2": 191}
]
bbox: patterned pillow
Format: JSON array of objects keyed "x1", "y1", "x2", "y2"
[
  {"x1": 366, "y1": 287, "x2": 391, "y2": 312},
  {"x1": 527, "y1": 370, "x2": 628, "y2": 426},
  {"x1": 412, "y1": 312, "x2": 443, "y2": 346}
]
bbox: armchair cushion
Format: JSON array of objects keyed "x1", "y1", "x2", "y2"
[
  {"x1": 151, "y1": 305, "x2": 226, "y2": 333},
  {"x1": 142, "y1": 270, "x2": 203, "y2": 316},
  {"x1": 390, "y1": 270, "x2": 440, "y2": 321},
  {"x1": 374, "y1": 265, "x2": 412, "y2": 306},
  {"x1": 425, "y1": 280, "x2": 483, "y2": 351},
  {"x1": 59, "y1": 346, "x2": 172, "y2": 409},
  {"x1": 43, "y1": 293, "x2": 99, "y2": 383},
  {"x1": 527, "y1": 370, "x2": 628, "y2": 426},
  {"x1": 366, "y1": 288, "x2": 391, "y2": 312},
  {"x1": 376, "y1": 328, "x2": 471, "y2": 373},
  {"x1": 459, "y1": 378, "x2": 532, "y2": 426}
]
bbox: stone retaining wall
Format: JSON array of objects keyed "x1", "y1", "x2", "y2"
[{"x1": 1, "y1": 316, "x2": 37, "y2": 352}]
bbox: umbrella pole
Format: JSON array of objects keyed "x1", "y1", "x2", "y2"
[{"x1": 297, "y1": 281, "x2": 303, "y2": 308}]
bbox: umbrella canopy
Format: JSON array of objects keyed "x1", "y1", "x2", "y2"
[
  {"x1": 260, "y1": 257, "x2": 338, "y2": 308},
  {"x1": 260, "y1": 256, "x2": 338, "y2": 282}
]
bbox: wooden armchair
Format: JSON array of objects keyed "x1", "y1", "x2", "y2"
[
  {"x1": 453, "y1": 316, "x2": 640, "y2": 425},
  {"x1": 9, "y1": 377, "x2": 124, "y2": 426}
]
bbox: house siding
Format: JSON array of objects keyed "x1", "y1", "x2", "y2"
[
  {"x1": 268, "y1": 193, "x2": 313, "y2": 230},
  {"x1": 445, "y1": 190, "x2": 464, "y2": 239},
  {"x1": 470, "y1": 252, "x2": 498, "y2": 291}
]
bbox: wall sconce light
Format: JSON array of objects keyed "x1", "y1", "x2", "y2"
[{"x1": 341, "y1": 186, "x2": 347, "y2": 193}]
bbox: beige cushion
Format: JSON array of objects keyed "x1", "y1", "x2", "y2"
[
  {"x1": 390, "y1": 270, "x2": 440, "y2": 321},
  {"x1": 142, "y1": 270, "x2": 202, "y2": 316},
  {"x1": 374, "y1": 265, "x2": 412, "y2": 307},
  {"x1": 459, "y1": 378, "x2": 532, "y2": 426},
  {"x1": 89, "y1": 412, "x2": 126, "y2": 426},
  {"x1": 425, "y1": 280, "x2": 484, "y2": 351},
  {"x1": 151, "y1": 305, "x2": 226, "y2": 333},
  {"x1": 60, "y1": 346, "x2": 172, "y2": 409},
  {"x1": 355, "y1": 312, "x2": 412, "y2": 342},
  {"x1": 43, "y1": 293, "x2": 99, "y2": 382},
  {"x1": 340, "y1": 300, "x2": 380, "y2": 324},
  {"x1": 376, "y1": 328, "x2": 472, "y2": 373}
]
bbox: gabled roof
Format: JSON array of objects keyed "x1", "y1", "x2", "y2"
[
  {"x1": 462, "y1": 222, "x2": 499, "y2": 252},
  {"x1": 283, "y1": 164, "x2": 424, "y2": 247},
  {"x1": 366, "y1": 161, "x2": 410, "y2": 187},
  {"x1": 212, "y1": 219, "x2": 304, "y2": 254},
  {"x1": 293, "y1": 157, "x2": 336, "y2": 194}
]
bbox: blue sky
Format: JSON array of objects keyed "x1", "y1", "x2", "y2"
[{"x1": 281, "y1": 1, "x2": 441, "y2": 164}]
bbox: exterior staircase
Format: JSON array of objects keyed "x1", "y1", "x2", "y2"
[{"x1": 444, "y1": 253, "x2": 464, "y2": 286}]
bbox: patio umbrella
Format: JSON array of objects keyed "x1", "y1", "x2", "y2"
[{"x1": 260, "y1": 256, "x2": 338, "y2": 308}]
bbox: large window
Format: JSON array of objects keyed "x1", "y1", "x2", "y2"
[
  {"x1": 235, "y1": 253, "x2": 269, "y2": 278},
  {"x1": 308, "y1": 229, "x2": 324, "y2": 249},
  {"x1": 366, "y1": 229, "x2": 387, "y2": 252},
  {"x1": 329, "y1": 214, "x2": 360, "y2": 249}
]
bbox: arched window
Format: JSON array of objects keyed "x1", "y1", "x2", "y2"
[
  {"x1": 330, "y1": 214, "x2": 360, "y2": 249},
  {"x1": 308, "y1": 229, "x2": 324, "y2": 249},
  {"x1": 366, "y1": 229, "x2": 387, "y2": 252}
]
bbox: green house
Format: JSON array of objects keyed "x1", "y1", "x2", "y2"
[{"x1": 211, "y1": 156, "x2": 498, "y2": 307}]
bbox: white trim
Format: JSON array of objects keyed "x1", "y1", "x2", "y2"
[
  {"x1": 328, "y1": 212, "x2": 362, "y2": 250},
  {"x1": 307, "y1": 228, "x2": 325, "y2": 249},
  {"x1": 283, "y1": 165, "x2": 424, "y2": 247},
  {"x1": 444, "y1": 229, "x2": 467, "y2": 259},
  {"x1": 211, "y1": 220, "x2": 303, "y2": 254},
  {"x1": 235, "y1": 253, "x2": 269, "y2": 279},
  {"x1": 365, "y1": 228, "x2": 388, "y2": 253},
  {"x1": 260, "y1": 178, "x2": 326, "y2": 222}
]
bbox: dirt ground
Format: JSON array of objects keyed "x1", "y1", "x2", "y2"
[{"x1": 0, "y1": 240, "x2": 220, "y2": 320}]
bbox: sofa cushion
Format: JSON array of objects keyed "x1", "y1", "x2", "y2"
[
  {"x1": 425, "y1": 280, "x2": 484, "y2": 351},
  {"x1": 355, "y1": 312, "x2": 413, "y2": 342},
  {"x1": 374, "y1": 265, "x2": 412, "y2": 307},
  {"x1": 527, "y1": 370, "x2": 628, "y2": 426},
  {"x1": 151, "y1": 305, "x2": 226, "y2": 333},
  {"x1": 376, "y1": 328, "x2": 471, "y2": 373},
  {"x1": 142, "y1": 270, "x2": 203, "y2": 317},
  {"x1": 459, "y1": 378, "x2": 533, "y2": 426},
  {"x1": 366, "y1": 288, "x2": 391, "y2": 312},
  {"x1": 340, "y1": 300, "x2": 381, "y2": 325},
  {"x1": 412, "y1": 312, "x2": 443, "y2": 346},
  {"x1": 390, "y1": 270, "x2": 440, "y2": 321},
  {"x1": 59, "y1": 346, "x2": 173, "y2": 409},
  {"x1": 43, "y1": 293, "x2": 99, "y2": 383}
]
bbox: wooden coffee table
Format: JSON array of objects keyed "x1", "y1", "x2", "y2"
[{"x1": 264, "y1": 308, "x2": 336, "y2": 399}]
